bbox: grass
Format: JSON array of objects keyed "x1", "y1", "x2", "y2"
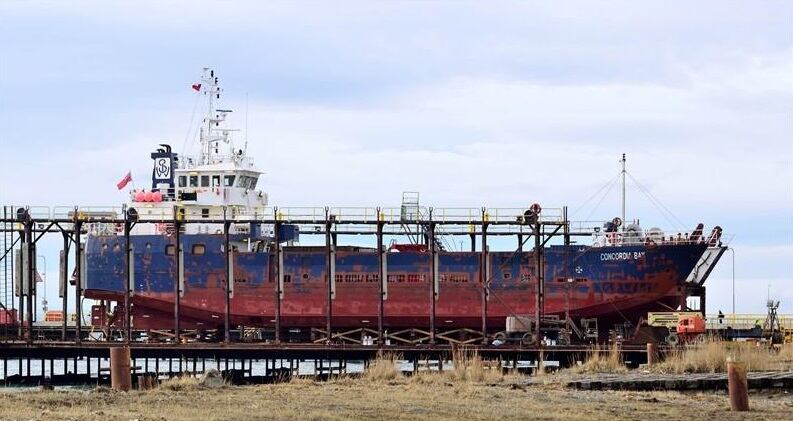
[
  {"x1": 360, "y1": 348, "x2": 508, "y2": 385},
  {"x1": 7, "y1": 341, "x2": 793, "y2": 419},
  {"x1": 4, "y1": 375, "x2": 793, "y2": 420},
  {"x1": 652, "y1": 338, "x2": 780, "y2": 374},
  {"x1": 574, "y1": 343, "x2": 628, "y2": 374},
  {"x1": 568, "y1": 339, "x2": 793, "y2": 376},
  {"x1": 159, "y1": 375, "x2": 203, "y2": 391},
  {"x1": 444, "y1": 347, "x2": 504, "y2": 383},
  {"x1": 363, "y1": 351, "x2": 402, "y2": 381}
]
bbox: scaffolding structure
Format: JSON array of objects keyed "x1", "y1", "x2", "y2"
[{"x1": 0, "y1": 203, "x2": 600, "y2": 345}]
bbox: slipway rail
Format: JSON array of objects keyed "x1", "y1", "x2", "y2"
[{"x1": 0, "y1": 341, "x2": 654, "y2": 386}]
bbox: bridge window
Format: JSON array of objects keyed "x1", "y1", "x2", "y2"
[
  {"x1": 192, "y1": 244, "x2": 205, "y2": 255},
  {"x1": 201, "y1": 175, "x2": 210, "y2": 187},
  {"x1": 224, "y1": 175, "x2": 235, "y2": 187},
  {"x1": 212, "y1": 175, "x2": 220, "y2": 187},
  {"x1": 189, "y1": 176, "x2": 198, "y2": 187},
  {"x1": 178, "y1": 176, "x2": 187, "y2": 187}
]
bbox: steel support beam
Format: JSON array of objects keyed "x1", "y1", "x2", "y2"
[
  {"x1": 273, "y1": 212, "x2": 281, "y2": 344},
  {"x1": 480, "y1": 210, "x2": 488, "y2": 345},
  {"x1": 534, "y1": 222, "x2": 544, "y2": 347},
  {"x1": 73, "y1": 214, "x2": 82, "y2": 345},
  {"x1": 325, "y1": 208, "x2": 334, "y2": 343},
  {"x1": 17, "y1": 236, "x2": 23, "y2": 339},
  {"x1": 124, "y1": 208, "x2": 133, "y2": 343},
  {"x1": 173, "y1": 206, "x2": 181, "y2": 343},
  {"x1": 23, "y1": 217, "x2": 33, "y2": 344},
  {"x1": 224, "y1": 217, "x2": 232, "y2": 343},
  {"x1": 376, "y1": 212, "x2": 385, "y2": 343},
  {"x1": 60, "y1": 231, "x2": 70, "y2": 341},
  {"x1": 428, "y1": 211, "x2": 437, "y2": 345}
]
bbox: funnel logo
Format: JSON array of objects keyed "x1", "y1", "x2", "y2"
[{"x1": 153, "y1": 157, "x2": 171, "y2": 181}]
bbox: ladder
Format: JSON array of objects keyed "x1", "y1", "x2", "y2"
[
  {"x1": 0, "y1": 206, "x2": 14, "y2": 311},
  {"x1": 398, "y1": 192, "x2": 453, "y2": 251}
]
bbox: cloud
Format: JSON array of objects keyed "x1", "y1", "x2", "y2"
[{"x1": 1, "y1": 1, "x2": 791, "y2": 316}]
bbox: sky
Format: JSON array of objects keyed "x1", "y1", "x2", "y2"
[{"x1": 0, "y1": 1, "x2": 791, "y2": 315}]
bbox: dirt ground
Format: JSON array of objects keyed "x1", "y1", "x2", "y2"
[{"x1": 0, "y1": 376, "x2": 792, "y2": 421}]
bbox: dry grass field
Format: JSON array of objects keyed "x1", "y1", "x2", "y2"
[
  {"x1": 2, "y1": 344, "x2": 793, "y2": 420},
  {"x1": 2, "y1": 375, "x2": 793, "y2": 421}
]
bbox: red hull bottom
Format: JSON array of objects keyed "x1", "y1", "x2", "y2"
[{"x1": 87, "y1": 290, "x2": 685, "y2": 334}]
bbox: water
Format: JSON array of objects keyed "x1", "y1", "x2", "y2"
[{"x1": 0, "y1": 357, "x2": 553, "y2": 387}]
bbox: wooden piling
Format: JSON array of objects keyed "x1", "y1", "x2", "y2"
[
  {"x1": 110, "y1": 346, "x2": 131, "y2": 392},
  {"x1": 727, "y1": 359, "x2": 749, "y2": 411},
  {"x1": 138, "y1": 374, "x2": 157, "y2": 390},
  {"x1": 646, "y1": 342, "x2": 657, "y2": 366}
]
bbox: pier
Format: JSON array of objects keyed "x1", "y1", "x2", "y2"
[{"x1": 0, "y1": 341, "x2": 653, "y2": 386}]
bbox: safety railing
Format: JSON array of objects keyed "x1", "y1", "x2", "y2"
[
  {"x1": 180, "y1": 154, "x2": 257, "y2": 170},
  {"x1": 274, "y1": 207, "x2": 326, "y2": 223},
  {"x1": 1, "y1": 205, "x2": 729, "y2": 245},
  {"x1": 705, "y1": 314, "x2": 793, "y2": 330}
]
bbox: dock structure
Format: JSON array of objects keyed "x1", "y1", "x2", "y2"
[
  {"x1": 0, "y1": 203, "x2": 709, "y2": 385},
  {"x1": 0, "y1": 341, "x2": 654, "y2": 386}
]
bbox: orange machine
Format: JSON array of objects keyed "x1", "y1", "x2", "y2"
[
  {"x1": 676, "y1": 314, "x2": 706, "y2": 342},
  {"x1": 44, "y1": 311, "x2": 64, "y2": 322}
]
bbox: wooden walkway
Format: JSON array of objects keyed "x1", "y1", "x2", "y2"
[{"x1": 567, "y1": 371, "x2": 793, "y2": 391}]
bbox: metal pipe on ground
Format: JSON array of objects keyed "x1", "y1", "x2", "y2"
[{"x1": 110, "y1": 346, "x2": 132, "y2": 391}]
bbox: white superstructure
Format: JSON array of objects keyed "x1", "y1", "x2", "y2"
[{"x1": 128, "y1": 68, "x2": 268, "y2": 235}]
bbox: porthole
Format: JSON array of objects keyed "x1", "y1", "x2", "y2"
[{"x1": 192, "y1": 244, "x2": 206, "y2": 255}]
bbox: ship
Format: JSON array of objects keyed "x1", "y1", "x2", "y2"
[{"x1": 83, "y1": 68, "x2": 727, "y2": 344}]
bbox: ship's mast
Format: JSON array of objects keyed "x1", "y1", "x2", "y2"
[
  {"x1": 199, "y1": 68, "x2": 227, "y2": 165},
  {"x1": 620, "y1": 153, "x2": 626, "y2": 231}
]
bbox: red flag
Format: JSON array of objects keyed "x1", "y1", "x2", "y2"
[
  {"x1": 192, "y1": 83, "x2": 202, "y2": 92},
  {"x1": 117, "y1": 171, "x2": 132, "y2": 190}
]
